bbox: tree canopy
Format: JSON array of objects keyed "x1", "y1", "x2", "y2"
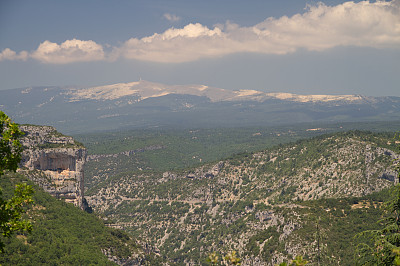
[{"x1": 0, "y1": 111, "x2": 34, "y2": 252}]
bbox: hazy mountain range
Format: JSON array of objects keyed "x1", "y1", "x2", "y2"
[{"x1": 1, "y1": 80, "x2": 400, "y2": 134}]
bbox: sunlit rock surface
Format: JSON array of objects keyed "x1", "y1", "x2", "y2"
[{"x1": 19, "y1": 125, "x2": 87, "y2": 209}]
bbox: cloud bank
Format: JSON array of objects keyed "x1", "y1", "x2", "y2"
[{"x1": 1, "y1": 0, "x2": 399, "y2": 64}]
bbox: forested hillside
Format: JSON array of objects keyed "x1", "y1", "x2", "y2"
[
  {"x1": 75, "y1": 121, "x2": 400, "y2": 191},
  {"x1": 0, "y1": 173, "x2": 162, "y2": 265},
  {"x1": 83, "y1": 130, "x2": 399, "y2": 265}
]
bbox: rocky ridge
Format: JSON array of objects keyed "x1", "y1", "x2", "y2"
[
  {"x1": 85, "y1": 131, "x2": 400, "y2": 265},
  {"x1": 18, "y1": 125, "x2": 87, "y2": 209}
]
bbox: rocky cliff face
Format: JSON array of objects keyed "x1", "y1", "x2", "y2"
[{"x1": 18, "y1": 125, "x2": 87, "y2": 209}]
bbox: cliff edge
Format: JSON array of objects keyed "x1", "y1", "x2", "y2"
[{"x1": 18, "y1": 125, "x2": 87, "y2": 209}]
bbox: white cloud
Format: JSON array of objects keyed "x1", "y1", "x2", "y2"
[
  {"x1": 112, "y1": 23, "x2": 227, "y2": 63},
  {"x1": 252, "y1": 0, "x2": 400, "y2": 51},
  {"x1": 1, "y1": 1, "x2": 400, "y2": 64},
  {"x1": 115, "y1": 0, "x2": 400, "y2": 62},
  {"x1": 0, "y1": 48, "x2": 28, "y2": 61},
  {"x1": 31, "y1": 39, "x2": 105, "y2": 64},
  {"x1": 163, "y1": 13, "x2": 181, "y2": 22}
]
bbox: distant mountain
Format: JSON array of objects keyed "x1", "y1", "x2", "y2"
[
  {"x1": 63, "y1": 80, "x2": 366, "y2": 103},
  {"x1": 1, "y1": 80, "x2": 400, "y2": 134}
]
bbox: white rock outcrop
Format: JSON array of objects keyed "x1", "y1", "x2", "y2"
[{"x1": 18, "y1": 125, "x2": 87, "y2": 208}]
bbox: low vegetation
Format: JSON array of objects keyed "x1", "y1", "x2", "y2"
[
  {"x1": 0, "y1": 172, "x2": 162, "y2": 265},
  {"x1": 83, "y1": 130, "x2": 399, "y2": 264}
]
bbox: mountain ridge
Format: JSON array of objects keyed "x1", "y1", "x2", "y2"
[
  {"x1": 1, "y1": 80, "x2": 400, "y2": 134},
  {"x1": 10, "y1": 80, "x2": 385, "y2": 103}
]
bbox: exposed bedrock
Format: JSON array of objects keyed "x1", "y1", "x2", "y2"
[{"x1": 18, "y1": 125, "x2": 87, "y2": 209}]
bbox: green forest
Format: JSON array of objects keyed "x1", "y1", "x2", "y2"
[{"x1": 0, "y1": 172, "x2": 164, "y2": 265}]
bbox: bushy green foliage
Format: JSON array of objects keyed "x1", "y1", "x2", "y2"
[
  {"x1": 0, "y1": 111, "x2": 23, "y2": 175},
  {"x1": 0, "y1": 173, "x2": 148, "y2": 265},
  {"x1": 0, "y1": 183, "x2": 34, "y2": 252},
  {"x1": 207, "y1": 250, "x2": 241, "y2": 265},
  {"x1": 0, "y1": 111, "x2": 34, "y2": 252},
  {"x1": 278, "y1": 255, "x2": 309, "y2": 266}
]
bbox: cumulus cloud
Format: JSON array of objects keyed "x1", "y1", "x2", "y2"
[
  {"x1": 30, "y1": 39, "x2": 105, "y2": 64},
  {"x1": 0, "y1": 48, "x2": 28, "y2": 61},
  {"x1": 115, "y1": 0, "x2": 400, "y2": 62},
  {"x1": 1, "y1": 1, "x2": 400, "y2": 64},
  {"x1": 112, "y1": 23, "x2": 227, "y2": 63},
  {"x1": 163, "y1": 13, "x2": 181, "y2": 22},
  {"x1": 252, "y1": 0, "x2": 400, "y2": 51}
]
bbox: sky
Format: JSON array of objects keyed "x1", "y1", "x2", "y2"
[{"x1": 0, "y1": 0, "x2": 399, "y2": 96}]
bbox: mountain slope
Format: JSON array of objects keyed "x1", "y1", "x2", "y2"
[
  {"x1": 0, "y1": 172, "x2": 162, "y2": 265},
  {"x1": 1, "y1": 80, "x2": 400, "y2": 133},
  {"x1": 85, "y1": 131, "x2": 399, "y2": 265}
]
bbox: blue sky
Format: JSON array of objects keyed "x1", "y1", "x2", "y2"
[{"x1": 1, "y1": 0, "x2": 399, "y2": 96}]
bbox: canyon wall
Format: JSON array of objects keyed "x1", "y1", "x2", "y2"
[{"x1": 18, "y1": 125, "x2": 87, "y2": 209}]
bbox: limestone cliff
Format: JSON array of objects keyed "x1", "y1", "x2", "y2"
[{"x1": 18, "y1": 125, "x2": 87, "y2": 209}]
